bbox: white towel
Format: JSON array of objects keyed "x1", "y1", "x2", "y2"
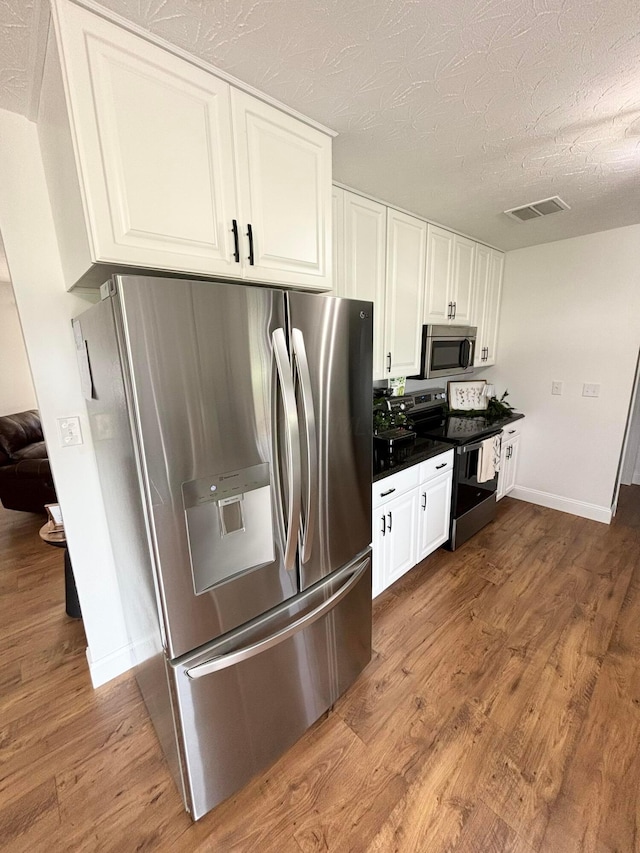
[{"x1": 477, "y1": 435, "x2": 502, "y2": 483}]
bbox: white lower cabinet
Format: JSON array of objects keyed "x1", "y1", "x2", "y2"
[
  {"x1": 416, "y1": 472, "x2": 453, "y2": 562},
  {"x1": 497, "y1": 423, "x2": 522, "y2": 500},
  {"x1": 372, "y1": 450, "x2": 453, "y2": 598}
]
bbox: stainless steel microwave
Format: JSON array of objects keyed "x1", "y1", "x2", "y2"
[{"x1": 411, "y1": 324, "x2": 477, "y2": 379}]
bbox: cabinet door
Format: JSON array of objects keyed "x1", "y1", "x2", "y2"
[
  {"x1": 503, "y1": 434, "x2": 520, "y2": 497},
  {"x1": 54, "y1": 0, "x2": 239, "y2": 277},
  {"x1": 385, "y1": 490, "x2": 419, "y2": 587},
  {"x1": 331, "y1": 187, "x2": 345, "y2": 295},
  {"x1": 232, "y1": 89, "x2": 332, "y2": 290},
  {"x1": 344, "y1": 193, "x2": 387, "y2": 379},
  {"x1": 372, "y1": 507, "x2": 388, "y2": 599},
  {"x1": 417, "y1": 473, "x2": 452, "y2": 561},
  {"x1": 472, "y1": 244, "x2": 491, "y2": 366},
  {"x1": 451, "y1": 235, "x2": 475, "y2": 324},
  {"x1": 483, "y1": 250, "x2": 504, "y2": 366},
  {"x1": 384, "y1": 210, "x2": 427, "y2": 377},
  {"x1": 424, "y1": 224, "x2": 454, "y2": 324}
]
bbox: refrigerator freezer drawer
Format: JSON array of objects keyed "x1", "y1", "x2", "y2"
[{"x1": 169, "y1": 553, "x2": 371, "y2": 820}]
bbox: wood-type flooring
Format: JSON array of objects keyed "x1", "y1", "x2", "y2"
[{"x1": 1, "y1": 490, "x2": 640, "y2": 852}]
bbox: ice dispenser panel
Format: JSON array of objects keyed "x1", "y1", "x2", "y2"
[{"x1": 182, "y1": 463, "x2": 275, "y2": 594}]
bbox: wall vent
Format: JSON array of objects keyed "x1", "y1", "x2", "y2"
[{"x1": 504, "y1": 196, "x2": 570, "y2": 222}]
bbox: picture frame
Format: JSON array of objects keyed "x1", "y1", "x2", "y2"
[{"x1": 447, "y1": 380, "x2": 488, "y2": 411}]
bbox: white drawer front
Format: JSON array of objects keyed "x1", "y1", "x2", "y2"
[
  {"x1": 419, "y1": 449, "x2": 454, "y2": 484},
  {"x1": 372, "y1": 466, "x2": 420, "y2": 508}
]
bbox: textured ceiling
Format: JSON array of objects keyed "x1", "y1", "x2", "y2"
[{"x1": 1, "y1": 0, "x2": 639, "y2": 250}]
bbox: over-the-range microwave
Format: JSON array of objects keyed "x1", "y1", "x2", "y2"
[{"x1": 410, "y1": 324, "x2": 477, "y2": 380}]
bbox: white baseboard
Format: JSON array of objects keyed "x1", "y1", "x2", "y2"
[
  {"x1": 509, "y1": 486, "x2": 612, "y2": 525},
  {"x1": 86, "y1": 642, "x2": 136, "y2": 688}
]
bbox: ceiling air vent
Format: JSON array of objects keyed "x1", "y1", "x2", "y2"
[{"x1": 504, "y1": 196, "x2": 570, "y2": 222}]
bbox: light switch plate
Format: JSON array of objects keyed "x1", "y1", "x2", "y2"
[
  {"x1": 551, "y1": 380, "x2": 563, "y2": 395},
  {"x1": 57, "y1": 416, "x2": 83, "y2": 447},
  {"x1": 582, "y1": 383, "x2": 600, "y2": 398}
]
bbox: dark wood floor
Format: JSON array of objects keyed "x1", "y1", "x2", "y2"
[{"x1": 1, "y1": 491, "x2": 640, "y2": 852}]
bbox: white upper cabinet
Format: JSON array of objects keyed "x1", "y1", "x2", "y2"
[
  {"x1": 424, "y1": 225, "x2": 475, "y2": 326},
  {"x1": 341, "y1": 193, "x2": 387, "y2": 379},
  {"x1": 331, "y1": 187, "x2": 346, "y2": 294},
  {"x1": 473, "y1": 245, "x2": 504, "y2": 367},
  {"x1": 39, "y1": 0, "x2": 332, "y2": 290},
  {"x1": 424, "y1": 225, "x2": 453, "y2": 324},
  {"x1": 231, "y1": 90, "x2": 332, "y2": 289},
  {"x1": 384, "y1": 210, "x2": 427, "y2": 378}
]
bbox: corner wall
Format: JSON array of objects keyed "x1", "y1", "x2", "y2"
[
  {"x1": 0, "y1": 108, "x2": 132, "y2": 686},
  {"x1": 486, "y1": 224, "x2": 640, "y2": 521},
  {"x1": 0, "y1": 278, "x2": 37, "y2": 415}
]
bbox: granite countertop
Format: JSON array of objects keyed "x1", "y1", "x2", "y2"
[
  {"x1": 373, "y1": 439, "x2": 453, "y2": 482},
  {"x1": 372, "y1": 412, "x2": 525, "y2": 482}
]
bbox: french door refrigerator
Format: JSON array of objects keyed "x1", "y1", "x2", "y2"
[{"x1": 73, "y1": 274, "x2": 373, "y2": 820}]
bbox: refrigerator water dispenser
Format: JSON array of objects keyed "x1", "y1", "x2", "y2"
[{"x1": 182, "y1": 463, "x2": 275, "y2": 594}]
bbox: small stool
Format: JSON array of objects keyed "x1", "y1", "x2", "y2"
[{"x1": 39, "y1": 522, "x2": 82, "y2": 619}]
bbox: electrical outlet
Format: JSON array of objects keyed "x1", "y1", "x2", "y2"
[
  {"x1": 57, "y1": 416, "x2": 83, "y2": 447},
  {"x1": 582, "y1": 383, "x2": 600, "y2": 398},
  {"x1": 551, "y1": 381, "x2": 563, "y2": 395}
]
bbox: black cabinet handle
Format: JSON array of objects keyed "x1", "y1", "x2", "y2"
[
  {"x1": 380, "y1": 487, "x2": 396, "y2": 497},
  {"x1": 381, "y1": 516, "x2": 386, "y2": 536},
  {"x1": 246, "y1": 223, "x2": 255, "y2": 266},
  {"x1": 422, "y1": 493, "x2": 427, "y2": 510},
  {"x1": 436, "y1": 462, "x2": 447, "y2": 469},
  {"x1": 447, "y1": 302, "x2": 453, "y2": 320},
  {"x1": 387, "y1": 352, "x2": 392, "y2": 373},
  {"x1": 453, "y1": 301, "x2": 457, "y2": 319},
  {"x1": 387, "y1": 511, "x2": 392, "y2": 531},
  {"x1": 231, "y1": 219, "x2": 240, "y2": 263}
]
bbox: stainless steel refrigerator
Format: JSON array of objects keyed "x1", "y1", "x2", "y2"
[{"x1": 73, "y1": 274, "x2": 373, "y2": 820}]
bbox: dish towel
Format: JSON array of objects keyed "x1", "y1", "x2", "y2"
[{"x1": 477, "y1": 435, "x2": 502, "y2": 483}]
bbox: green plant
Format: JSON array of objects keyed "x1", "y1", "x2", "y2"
[{"x1": 373, "y1": 407, "x2": 409, "y2": 433}]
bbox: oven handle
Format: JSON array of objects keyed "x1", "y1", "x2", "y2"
[{"x1": 457, "y1": 429, "x2": 502, "y2": 453}]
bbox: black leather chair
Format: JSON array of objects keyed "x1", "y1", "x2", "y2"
[{"x1": 0, "y1": 410, "x2": 57, "y2": 513}]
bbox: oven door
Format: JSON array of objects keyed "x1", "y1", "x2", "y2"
[
  {"x1": 448, "y1": 430, "x2": 501, "y2": 550},
  {"x1": 425, "y1": 333, "x2": 475, "y2": 378}
]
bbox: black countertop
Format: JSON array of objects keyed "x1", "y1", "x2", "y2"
[
  {"x1": 373, "y1": 438, "x2": 453, "y2": 482},
  {"x1": 372, "y1": 412, "x2": 525, "y2": 482}
]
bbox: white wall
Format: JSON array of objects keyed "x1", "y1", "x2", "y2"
[
  {"x1": 486, "y1": 224, "x2": 640, "y2": 522},
  {"x1": 0, "y1": 108, "x2": 131, "y2": 686},
  {"x1": 0, "y1": 276, "x2": 37, "y2": 415}
]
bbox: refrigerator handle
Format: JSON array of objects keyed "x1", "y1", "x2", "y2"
[
  {"x1": 184, "y1": 556, "x2": 369, "y2": 679},
  {"x1": 291, "y1": 328, "x2": 318, "y2": 564},
  {"x1": 272, "y1": 328, "x2": 302, "y2": 572}
]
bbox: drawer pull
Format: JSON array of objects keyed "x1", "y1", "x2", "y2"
[
  {"x1": 380, "y1": 487, "x2": 396, "y2": 497},
  {"x1": 508, "y1": 429, "x2": 516, "y2": 434},
  {"x1": 435, "y1": 463, "x2": 447, "y2": 469}
]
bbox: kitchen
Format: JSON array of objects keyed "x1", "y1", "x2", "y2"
[{"x1": 1, "y1": 0, "x2": 640, "y2": 849}]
